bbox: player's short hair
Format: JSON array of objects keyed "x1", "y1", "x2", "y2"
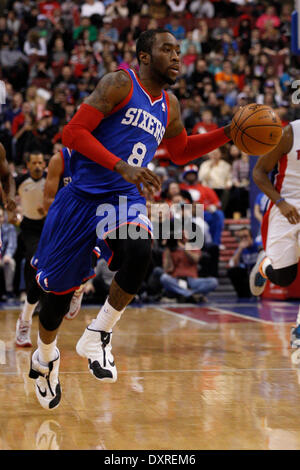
[{"x1": 136, "y1": 29, "x2": 175, "y2": 64}]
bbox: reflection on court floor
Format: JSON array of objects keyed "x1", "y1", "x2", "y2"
[{"x1": 0, "y1": 300, "x2": 300, "y2": 450}]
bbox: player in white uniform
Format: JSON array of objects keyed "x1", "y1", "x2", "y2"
[{"x1": 249, "y1": 120, "x2": 300, "y2": 359}]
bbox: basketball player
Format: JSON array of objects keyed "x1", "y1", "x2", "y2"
[
  {"x1": 249, "y1": 120, "x2": 300, "y2": 351},
  {"x1": 29, "y1": 29, "x2": 232, "y2": 410},
  {"x1": 16, "y1": 147, "x2": 88, "y2": 347}
]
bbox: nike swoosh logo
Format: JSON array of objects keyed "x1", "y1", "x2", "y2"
[
  {"x1": 108, "y1": 360, "x2": 115, "y2": 367},
  {"x1": 37, "y1": 384, "x2": 47, "y2": 397}
]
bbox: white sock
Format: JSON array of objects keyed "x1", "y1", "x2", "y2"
[
  {"x1": 38, "y1": 334, "x2": 58, "y2": 366},
  {"x1": 92, "y1": 298, "x2": 125, "y2": 332},
  {"x1": 261, "y1": 257, "x2": 271, "y2": 276},
  {"x1": 21, "y1": 300, "x2": 38, "y2": 322}
]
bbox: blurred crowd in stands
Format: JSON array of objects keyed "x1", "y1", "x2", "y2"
[{"x1": 0, "y1": 0, "x2": 296, "y2": 303}]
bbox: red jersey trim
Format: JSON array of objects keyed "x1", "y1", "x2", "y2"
[
  {"x1": 102, "y1": 221, "x2": 153, "y2": 240},
  {"x1": 261, "y1": 202, "x2": 273, "y2": 250},
  {"x1": 36, "y1": 273, "x2": 96, "y2": 295},
  {"x1": 164, "y1": 90, "x2": 170, "y2": 128},
  {"x1": 274, "y1": 154, "x2": 288, "y2": 194}
]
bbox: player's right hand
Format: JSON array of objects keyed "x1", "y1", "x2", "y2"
[
  {"x1": 277, "y1": 200, "x2": 300, "y2": 225},
  {"x1": 115, "y1": 161, "x2": 161, "y2": 197}
]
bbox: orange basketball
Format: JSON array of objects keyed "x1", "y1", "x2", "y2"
[{"x1": 230, "y1": 103, "x2": 282, "y2": 155}]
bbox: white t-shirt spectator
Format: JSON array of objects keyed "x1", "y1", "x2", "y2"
[
  {"x1": 189, "y1": 0, "x2": 215, "y2": 18},
  {"x1": 199, "y1": 159, "x2": 232, "y2": 190},
  {"x1": 167, "y1": 0, "x2": 187, "y2": 14},
  {"x1": 81, "y1": 0, "x2": 105, "y2": 17}
]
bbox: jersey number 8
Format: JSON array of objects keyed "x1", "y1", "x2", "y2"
[{"x1": 128, "y1": 142, "x2": 147, "y2": 167}]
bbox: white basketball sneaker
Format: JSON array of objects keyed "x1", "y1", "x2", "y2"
[
  {"x1": 65, "y1": 284, "x2": 85, "y2": 320},
  {"x1": 76, "y1": 323, "x2": 117, "y2": 383},
  {"x1": 29, "y1": 348, "x2": 61, "y2": 410},
  {"x1": 16, "y1": 316, "x2": 32, "y2": 347}
]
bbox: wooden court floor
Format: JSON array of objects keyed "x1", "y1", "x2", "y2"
[{"x1": 1, "y1": 303, "x2": 300, "y2": 450}]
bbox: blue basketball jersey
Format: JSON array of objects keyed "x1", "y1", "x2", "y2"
[
  {"x1": 58, "y1": 147, "x2": 72, "y2": 190},
  {"x1": 69, "y1": 69, "x2": 170, "y2": 195}
]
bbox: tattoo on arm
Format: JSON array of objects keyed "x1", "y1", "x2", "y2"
[{"x1": 84, "y1": 71, "x2": 131, "y2": 115}]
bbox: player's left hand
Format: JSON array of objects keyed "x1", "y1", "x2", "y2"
[
  {"x1": 277, "y1": 200, "x2": 300, "y2": 224},
  {"x1": 115, "y1": 161, "x2": 161, "y2": 197}
]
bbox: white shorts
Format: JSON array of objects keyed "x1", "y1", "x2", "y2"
[{"x1": 264, "y1": 204, "x2": 300, "y2": 270}]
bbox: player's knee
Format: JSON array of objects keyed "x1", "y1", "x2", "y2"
[
  {"x1": 39, "y1": 292, "x2": 73, "y2": 331},
  {"x1": 271, "y1": 264, "x2": 298, "y2": 287},
  {"x1": 115, "y1": 237, "x2": 152, "y2": 295},
  {"x1": 27, "y1": 282, "x2": 42, "y2": 304}
]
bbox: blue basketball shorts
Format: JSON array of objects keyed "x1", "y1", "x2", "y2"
[{"x1": 31, "y1": 184, "x2": 153, "y2": 294}]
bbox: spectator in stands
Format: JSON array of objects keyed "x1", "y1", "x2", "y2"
[
  {"x1": 50, "y1": 37, "x2": 69, "y2": 72},
  {"x1": 154, "y1": 230, "x2": 218, "y2": 303},
  {"x1": 165, "y1": 15, "x2": 186, "y2": 40},
  {"x1": 261, "y1": 22, "x2": 289, "y2": 57},
  {"x1": 191, "y1": 19, "x2": 209, "y2": 53},
  {"x1": 189, "y1": 0, "x2": 215, "y2": 18},
  {"x1": 33, "y1": 14, "x2": 53, "y2": 45},
  {"x1": 38, "y1": 0, "x2": 62, "y2": 20},
  {"x1": 0, "y1": 38, "x2": 29, "y2": 90},
  {"x1": 215, "y1": 60, "x2": 239, "y2": 87},
  {"x1": 227, "y1": 227, "x2": 261, "y2": 298},
  {"x1": 0, "y1": 17, "x2": 10, "y2": 43},
  {"x1": 256, "y1": 5, "x2": 280, "y2": 31},
  {"x1": 142, "y1": 0, "x2": 169, "y2": 19},
  {"x1": 228, "y1": 151, "x2": 250, "y2": 218},
  {"x1": 180, "y1": 31, "x2": 201, "y2": 56},
  {"x1": 81, "y1": 0, "x2": 105, "y2": 18},
  {"x1": 11, "y1": 102, "x2": 32, "y2": 137},
  {"x1": 235, "y1": 14, "x2": 252, "y2": 54},
  {"x1": 100, "y1": 16, "x2": 119, "y2": 45},
  {"x1": 106, "y1": 0, "x2": 129, "y2": 19},
  {"x1": 188, "y1": 59, "x2": 216, "y2": 97},
  {"x1": 0, "y1": 208, "x2": 17, "y2": 302},
  {"x1": 24, "y1": 30, "x2": 47, "y2": 57},
  {"x1": 180, "y1": 165, "x2": 225, "y2": 246},
  {"x1": 7, "y1": 10, "x2": 21, "y2": 36},
  {"x1": 73, "y1": 16, "x2": 98, "y2": 42},
  {"x1": 221, "y1": 32, "x2": 239, "y2": 57},
  {"x1": 53, "y1": 64, "x2": 78, "y2": 89},
  {"x1": 163, "y1": 181, "x2": 192, "y2": 205},
  {"x1": 119, "y1": 14, "x2": 142, "y2": 43},
  {"x1": 192, "y1": 109, "x2": 218, "y2": 135},
  {"x1": 198, "y1": 148, "x2": 232, "y2": 213},
  {"x1": 13, "y1": 111, "x2": 36, "y2": 165},
  {"x1": 212, "y1": 18, "x2": 231, "y2": 41},
  {"x1": 167, "y1": 0, "x2": 187, "y2": 15}
]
